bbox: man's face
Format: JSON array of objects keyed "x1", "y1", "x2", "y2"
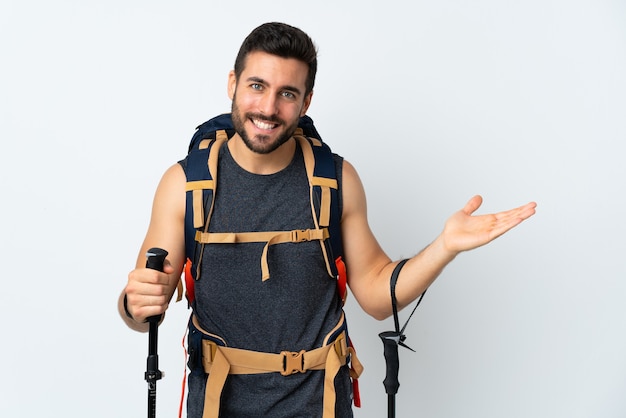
[{"x1": 229, "y1": 51, "x2": 312, "y2": 154}]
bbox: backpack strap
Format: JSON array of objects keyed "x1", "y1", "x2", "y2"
[
  {"x1": 190, "y1": 136, "x2": 334, "y2": 282},
  {"x1": 186, "y1": 132, "x2": 228, "y2": 230},
  {"x1": 191, "y1": 312, "x2": 363, "y2": 418},
  {"x1": 195, "y1": 227, "x2": 330, "y2": 281},
  {"x1": 294, "y1": 133, "x2": 347, "y2": 303},
  {"x1": 295, "y1": 134, "x2": 339, "y2": 279},
  {"x1": 182, "y1": 114, "x2": 344, "y2": 303},
  {"x1": 189, "y1": 132, "x2": 228, "y2": 282},
  {"x1": 183, "y1": 129, "x2": 231, "y2": 304}
]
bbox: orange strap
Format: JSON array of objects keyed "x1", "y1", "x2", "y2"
[
  {"x1": 192, "y1": 133, "x2": 228, "y2": 281},
  {"x1": 194, "y1": 228, "x2": 329, "y2": 281},
  {"x1": 295, "y1": 134, "x2": 338, "y2": 278},
  {"x1": 192, "y1": 315, "x2": 363, "y2": 418}
]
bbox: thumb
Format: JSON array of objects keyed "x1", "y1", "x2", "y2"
[
  {"x1": 463, "y1": 195, "x2": 483, "y2": 215},
  {"x1": 162, "y1": 258, "x2": 176, "y2": 275}
]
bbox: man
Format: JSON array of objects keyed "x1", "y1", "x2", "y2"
[{"x1": 118, "y1": 22, "x2": 536, "y2": 417}]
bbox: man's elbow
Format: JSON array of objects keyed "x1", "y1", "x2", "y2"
[{"x1": 361, "y1": 303, "x2": 393, "y2": 321}]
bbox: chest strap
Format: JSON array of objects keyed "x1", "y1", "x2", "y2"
[
  {"x1": 195, "y1": 227, "x2": 329, "y2": 281},
  {"x1": 192, "y1": 314, "x2": 363, "y2": 418}
]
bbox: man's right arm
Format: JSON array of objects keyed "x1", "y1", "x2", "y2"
[{"x1": 118, "y1": 163, "x2": 187, "y2": 332}]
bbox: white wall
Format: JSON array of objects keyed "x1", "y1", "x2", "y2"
[{"x1": 1, "y1": 1, "x2": 624, "y2": 417}]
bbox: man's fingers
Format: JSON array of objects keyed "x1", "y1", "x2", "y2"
[
  {"x1": 126, "y1": 291, "x2": 169, "y2": 322},
  {"x1": 496, "y1": 201, "x2": 537, "y2": 223},
  {"x1": 129, "y1": 267, "x2": 171, "y2": 286},
  {"x1": 489, "y1": 202, "x2": 537, "y2": 238}
]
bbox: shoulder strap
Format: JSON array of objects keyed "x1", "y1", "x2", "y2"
[
  {"x1": 295, "y1": 134, "x2": 340, "y2": 277},
  {"x1": 188, "y1": 113, "x2": 234, "y2": 152},
  {"x1": 182, "y1": 114, "x2": 236, "y2": 305},
  {"x1": 182, "y1": 114, "x2": 344, "y2": 304}
]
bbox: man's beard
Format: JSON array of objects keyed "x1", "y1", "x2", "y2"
[{"x1": 231, "y1": 99, "x2": 299, "y2": 155}]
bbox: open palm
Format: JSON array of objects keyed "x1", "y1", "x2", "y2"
[{"x1": 442, "y1": 195, "x2": 537, "y2": 253}]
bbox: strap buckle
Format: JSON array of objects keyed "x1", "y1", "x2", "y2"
[
  {"x1": 280, "y1": 350, "x2": 306, "y2": 376},
  {"x1": 291, "y1": 229, "x2": 309, "y2": 242},
  {"x1": 333, "y1": 333, "x2": 348, "y2": 358}
]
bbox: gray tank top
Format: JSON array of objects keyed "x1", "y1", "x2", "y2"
[{"x1": 187, "y1": 141, "x2": 353, "y2": 417}]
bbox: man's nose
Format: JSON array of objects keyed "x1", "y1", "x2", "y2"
[{"x1": 257, "y1": 92, "x2": 278, "y2": 116}]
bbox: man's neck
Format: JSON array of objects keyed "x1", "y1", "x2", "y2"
[{"x1": 227, "y1": 134, "x2": 296, "y2": 175}]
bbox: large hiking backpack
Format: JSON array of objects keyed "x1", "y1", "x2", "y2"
[{"x1": 181, "y1": 113, "x2": 347, "y2": 307}]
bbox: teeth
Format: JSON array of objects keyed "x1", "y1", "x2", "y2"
[{"x1": 252, "y1": 119, "x2": 277, "y2": 130}]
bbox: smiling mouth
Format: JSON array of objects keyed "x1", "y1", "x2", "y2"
[{"x1": 251, "y1": 118, "x2": 279, "y2": 131}]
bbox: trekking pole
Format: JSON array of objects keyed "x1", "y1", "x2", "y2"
[
  {"x1": 144, "y1": 247, "x2": 168, "y2": 418},
  {"x1": 379, "y1": 259, "x2": 427, "y2": 418}
]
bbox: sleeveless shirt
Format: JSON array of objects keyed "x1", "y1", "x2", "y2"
[{"x1": 182, "y1": 140, "x2": 353, "y2": 417}]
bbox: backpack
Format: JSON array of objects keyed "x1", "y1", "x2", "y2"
[{"x1": 181, "y1": 113, "x2": 347, "y2": 307}]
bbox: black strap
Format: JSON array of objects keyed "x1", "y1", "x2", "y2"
[
  {"x1": 379, "y1": 258, "x2": 429, "y2": 405},
  {"x1": 389, "y1": 259, "x2": 408, "y2": 333},
  {"x1": 389, "y1": 259, "x2": 428, "y2": 338}
]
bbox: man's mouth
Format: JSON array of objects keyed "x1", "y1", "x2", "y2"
[{"x1": 251, "y1": 118, "x2": 279, "y2": 131}]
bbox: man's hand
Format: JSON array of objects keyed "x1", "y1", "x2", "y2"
[
  {"x1": 441, "y1": 195, "x2": 537, "y2": 254},
  {"x1": 124, "y1": 259, "x2": 176, "y2": 324}
]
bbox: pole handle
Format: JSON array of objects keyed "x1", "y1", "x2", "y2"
[
  {"x1": 145, "y1": 247, "x2": 168, "y2": 271},
  {"x1": 379, "y1": 331, "x2": 401, "y2": 396},
  {"x1": 145, "y1": 248, "x2": 168, "y2": 324}
]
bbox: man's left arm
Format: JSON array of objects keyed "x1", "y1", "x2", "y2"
[{"x1": 341, "y1": 160, "x2": 537, "y2": 320}]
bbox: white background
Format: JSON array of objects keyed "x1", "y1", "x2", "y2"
[{"x1": 1, "y1": 1, "x2": 625, "y2": 417}]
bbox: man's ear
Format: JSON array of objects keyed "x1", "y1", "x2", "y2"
[
  {"x1": 227, "y1": 70, "x2": 237, "y2": 100},
  {"x1": 300, "y1": 91, "x2": 313, "y2": 117}
]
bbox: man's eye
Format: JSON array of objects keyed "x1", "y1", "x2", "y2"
[
  {"x1": 251, "y1": 83, "x2": 262, "y2": 90},
  {"x1": 282, "y1": 91, "x2": 296, "y2": 99}
]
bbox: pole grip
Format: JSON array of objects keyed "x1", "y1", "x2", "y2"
[
  {"x1": 145, "y1": 248, "x2": 168, "y2": 324},
  {"x1": 379, "y1": 331, "x2": 401, "y2": 396},
  {"x1": 146, "y1": 247, "x2": 168, "y2": 271}
]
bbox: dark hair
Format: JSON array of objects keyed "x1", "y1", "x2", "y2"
[{"x1": 234, "y1": 22, "x2": 318, "y2": 95}]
